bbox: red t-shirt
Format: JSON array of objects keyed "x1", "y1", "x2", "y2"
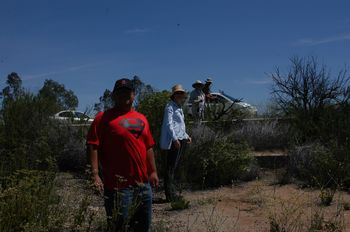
[{"x1": 86, "y1": 108, "x2": 155, "y2": 190}]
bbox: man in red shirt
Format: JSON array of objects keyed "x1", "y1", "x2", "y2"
[{"x1": 86, "y1": 78, "x2": 159, "y2": 232}]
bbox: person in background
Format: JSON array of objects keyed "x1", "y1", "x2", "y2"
[
  {"x1": 160, "y1": 84, "x2": 191, "y2": 202},
  {"x1": 189, "y1": 80, "x2": 206, "y2": 124},
  {"x1": 203, "y1": 78, "x2": 216, "y2": 102},
  {"x1": 86, "y1": 78, "x2": 159, "y2": 232}
]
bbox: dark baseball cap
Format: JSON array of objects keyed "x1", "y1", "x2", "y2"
[{"x1": 113, "y1": 78, "x2": 135, "y2": 92}]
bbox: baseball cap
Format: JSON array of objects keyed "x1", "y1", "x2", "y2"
[{"x1": 113, "y1": 78, "x2": 134, "y2": 92}]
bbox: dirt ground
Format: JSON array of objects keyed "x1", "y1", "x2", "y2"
[
  {"x1": 56, "y1": 171, "x2": 350, "y2": 232},
  {"x1": 152, "y1": 171, "x2": 350, "y2": 232}
]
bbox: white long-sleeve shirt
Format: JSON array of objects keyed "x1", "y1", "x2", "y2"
[{"x1": 160, "y1": 100, "x2": 189, "y2": 150}]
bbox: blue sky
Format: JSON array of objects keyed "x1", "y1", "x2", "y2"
[{"x1": 1, "y1": 0, "x2": 350, "y2": 111}]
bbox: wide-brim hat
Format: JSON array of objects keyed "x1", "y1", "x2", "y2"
[
  {"x1": 171, "y1": 84, "x2": 186, "y2": 96},
  {"x1": 192, "y1": 80, "x2": 204, "y2": 88}
]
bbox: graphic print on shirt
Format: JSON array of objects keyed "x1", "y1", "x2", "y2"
[{"x1": 119, "y1": 118, "x2": 145, "y2": 138}]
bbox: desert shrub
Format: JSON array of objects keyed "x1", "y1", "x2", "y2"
[
  {"x1": 0, "y1": 92, "x2": 57, "y2": 174},
  {"x1": 344, "y1": 203, "x2": 350, "y2": 211},
  {"x1": 272, "y1": 57, "x2": 350, "y2": 189},
  {"x1": 53, "y1": 124, "x2": 88, "y2": 171},
  {"x1": 268, "y1": 196, "x2": 344, "y2": 232},
  {"x1": 0, "y1": 170, "x2": 64, "y2": 232},
  {"x1": 138, "y1": 90, "x2": 171, "y2": 146},
  {"x1": 138, "y1": 91, "x2": 171, "y2": 179},
  {"x1": 0, "y1": 91, "x2": 87, "y2": 174},
  {"x1": 271, "y1": 56, "x2": 350, "y2": 144},
  {"x1": 232, "y1": 119, "x2": 289, "y2": 150},
  {"x1": 0, "y1": 73, "x2": 88, "y2": 231},
  {"x1": 0, "y1": 74, "x2": 84, "y2": 175},
  {"x1": 319, "y1": 188, "x2": 336, "y2": 206},
  {"x1": 288, "y1": 143, "x2": 350, "y2": 189},
  {"x1": 184, "y1": 134, "x2": 255, "y2": 188},
  {"x1": 170, "y1": 196, "x2": 190, "y2": 210}
]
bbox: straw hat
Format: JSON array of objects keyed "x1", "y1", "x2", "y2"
[
  {"x1": 192, "y1": 80, "x2": 204, "y2": 88},
  {"x1": 171, "y1": 84, "x2": 186, "y2": 96}
]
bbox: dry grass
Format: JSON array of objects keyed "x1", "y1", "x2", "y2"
[
  {"x1": 151, "y1": 171, "x2": 350, "y2": 232},
  {"x1": 232, "y1": 119, "x2": 289, "y2": 151}
]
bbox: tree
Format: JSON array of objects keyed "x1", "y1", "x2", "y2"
[
  {"x1": 271, "y1": 56, "x2": 350, "y2": 142},
  {"x1": 94, "y1": 89, "x2": 114, "y2": 112},
  {"x1": 207, "y1": 91, "x2": 243, "y2": 121},
  {"x1": 38, "y1": 79, "x2": 78, "y2": 113},
  {"x1": 94, "y1": 76, "x2": 154, "y2": 112},
  {"x1": 1, "y1": 72, "x2": 23, "y2": 101},
  {"x1": 131, "y1": 75, "x2": 154, "y2": 100},
  {"x1": 272, "y1": 56, "x2": 349, "y2": 113}
]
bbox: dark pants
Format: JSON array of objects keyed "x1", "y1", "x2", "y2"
[
  {"x1": 104, "y1": 183, "x2": 152, "y2": 232},
  {"x1": 164, "y1": 140, "x2": 187, "y2": 202}
]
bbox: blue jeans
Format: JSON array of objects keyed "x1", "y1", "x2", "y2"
[{"x1": 104, "y1": 183, "x2": 152, "y2": 232}]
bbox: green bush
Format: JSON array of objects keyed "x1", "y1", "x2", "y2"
[
  {"x1": 0, "y1": 74, "x2": 88, "y2": 231},
  {"x1": 53, "y1": 125, "x2": 88, "y2": 171},
  {"x1": 0, "y1": 92, "x2": 56, "y2": 174},
  {"x1": 138, "y1": 90, "x2": 171, "y2": 146},
  {"x1": 344, "y1": 203, "x2": 350, "y2": 211},
  {"x1": 285, "y1": 107, "x2": 350, "y2": 189},
  {"x1": 170, "y1": 196, "x2": 190, "y2": 211},
  {"x1": 0, "y1": 91, "x2": 87, "y2": 175},
  {"x1": 0, "y1": 73, "x2": 85, "y2": 172},
  {"x1": 288, "y1": 143, "x2": 350, "y2": 189},
  {"x1": 0, "y1": 170, "x2": 64, "y2": 232},
  {"x1": 319, "y1": 188, "x2": 335, "y2": 206},
  {"x1": 138, "y1": 91, "x2": 171, "y2": 179},
  {"x1": 184, "y1": 135, "x2": 255, "y2": 188}
]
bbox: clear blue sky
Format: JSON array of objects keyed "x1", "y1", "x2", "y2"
[{"x1": 1, "y1": 0, "x2": 350, "y2": 111}]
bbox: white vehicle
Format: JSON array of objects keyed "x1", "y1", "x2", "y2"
[
  {"x1": 185, "y1": 92, "x2": 257, "y2": 119},
  {"x1": 52, "y1": 110, "x2": 94, "y2": 123}
]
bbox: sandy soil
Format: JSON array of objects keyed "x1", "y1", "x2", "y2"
[
  {"x1": 152, "y1": 171, "x2": 350, "y2": 232},
  {"x1": 56, "y1": 171, "x2": 350, "y2": 232}
]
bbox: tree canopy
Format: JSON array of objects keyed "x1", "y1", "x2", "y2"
[{"x1": 38, "y1": 79, "x2": 79, "y2": 113}]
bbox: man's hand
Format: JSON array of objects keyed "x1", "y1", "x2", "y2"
[
  {"x1": 92, "y1": 174, "x2": 104, "y2": 193},
  {"x1": 149, "y1": 172, "x2": 159, "y2": 188},
  {"x1": 88, "y1": 145, "x2": 103, "y2": 193},
  {"x1": 173, "y1": 140, "x2": 181, "y2": 149}
]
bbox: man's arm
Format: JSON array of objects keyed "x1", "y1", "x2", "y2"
[
  {"x1": 87, "y1": 144, "x2": 104, "y2": 193},
  {"x1": 146, "y1": 148, "x2": 159, "y2": 187}
]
